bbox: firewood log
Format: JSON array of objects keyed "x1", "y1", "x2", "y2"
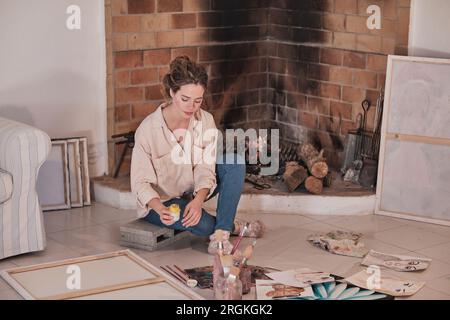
[
  {"x1": 283, "y1": 162, "x2": 308, "y2": 192},
  {"x1": 298, "y1": 143, "x2": 329, "y2": 179},
  {"x1": 305, "y1": 176, "x2": 323, "y2": 194}
]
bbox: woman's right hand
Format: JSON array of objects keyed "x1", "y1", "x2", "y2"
[
  {"x1": 156, "y1": 205, "x2": 175, "y2": 226},
  {"x1": 148, "y1": 198, "x2": 175, "y2": 226}
]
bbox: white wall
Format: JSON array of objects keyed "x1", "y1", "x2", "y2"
[
  {"x1": 0, "y1": 0, "x2": 107, "y2": 177},
  {"x1": 409, "y1": 0, "x2": 450, "y2": 58}
]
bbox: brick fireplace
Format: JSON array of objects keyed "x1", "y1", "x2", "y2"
[{"x1": 104, "y1": 0, "x2": 411, "y2": 175}]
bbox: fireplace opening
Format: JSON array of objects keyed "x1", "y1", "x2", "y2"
[{"x1": 106, "y1": 0, "x2": 410, "y2": 198}]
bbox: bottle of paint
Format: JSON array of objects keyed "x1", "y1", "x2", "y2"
[{"x1": 168, "y1": 204, "x2": 180, "y2": 222}]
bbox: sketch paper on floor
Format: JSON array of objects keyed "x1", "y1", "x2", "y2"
[
  {"x1": 256, "y1": 280, "x2": 314, "y2": 300},
  {"x1": 344, "y1": 269, "x2": 425, "y2": 297},
  {"x1": 307, "y1": 230, "x2": 369, "y2": 257},
  {"x1": 266, "y1": 268, "x2": 334, "y2": 288},
  {"x1": 362, "y1": 250, "x2": 432, "y2": 272}
]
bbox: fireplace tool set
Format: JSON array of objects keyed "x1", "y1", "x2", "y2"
[{"x1": 341, "y1": 90, "x2": 384, "y2": 188}]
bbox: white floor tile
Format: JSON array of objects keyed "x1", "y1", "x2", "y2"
[
  {"x1": 6, "y1": 239, "x2": 82, "y2": 267},
  {"x1": 426, "y1": 275, "x2": 450, "y2": 296},
  {"x1": 395, "y1": 286, "x2": 450, "y2": 300},
  {"x1": 76, "y1": 203, "x2": 137, "y2": 224},
  {"x1": 0, "y1": 260, "x2": 17, "y2": 270},
  {"x1": 0, "y1": 278, "x2": 12, "y2": 292},
  {"x1": 303, "y1": 215, "x2": 348, "y2": 221},
  {"x1": 47, "y1": 225, "x2": 124, "y2": 256},
  {"x1": 43, "y1": 210, "x2": 99, "y2": 232},
  {"x1": 373, "y1": 226, "x2": 450, "y2": 251},
  {"x1": 236, "y1": 212, "x2": 316, "y2": 228},
  {"x1": 416, "y1": 242, "x2": 450, "y2": 264},
  {"x1": 325, "y1": 215, "x2": 407, "y2": 235},
  {"x1": 397, "y1": 219, "x2": 450, "y2": 240},
  {"x1": 0, "y1": 288, "x2": 23, "y2": 300},
  {"x1": 360, "y1": 237, "x2": 413, "y2": 255}
]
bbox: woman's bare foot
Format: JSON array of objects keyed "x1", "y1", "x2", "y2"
[
  {"x1": 232, "y1": 219, "x2": 266, "y2": 238},
  {"x1": 207, "y1": 229, "x2": 233, "y2": 255}
]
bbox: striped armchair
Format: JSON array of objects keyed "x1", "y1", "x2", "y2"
[{"x1": 0, "y1": 117, "x2": 51, "y2": 260}]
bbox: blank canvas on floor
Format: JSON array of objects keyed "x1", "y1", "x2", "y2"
[{"x1": 0, "y1": 250, "x2": 203, "y2": 300}]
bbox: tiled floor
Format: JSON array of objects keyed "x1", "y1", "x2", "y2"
[{"x1": 0, "y1": 202, "x2": 449, "y2": 300}]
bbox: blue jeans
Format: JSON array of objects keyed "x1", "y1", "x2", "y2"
[{"x1": 144, "y1": 153, "x2": 246, "y2": 237}]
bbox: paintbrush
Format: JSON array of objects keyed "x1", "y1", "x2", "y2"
[
  {"x1": 230, "y1": 222, "x2": 248, "y2": 255},
  {"x1": 166, "y1": 265, "x2": 198, "y2": 288},
  {"x1": 241, "y1": 240, "x2": 257, "y2": 266},
  {"x1": 160, "y1": 266, "x2": 186, "y2": 284},
  {"x1": 174, "y1": 265, "x2": 189, "y2": 277},
  {"x1": 226, "y1": 266, "x2": 241, "y2": 283},
  {"x1": 220, "y1": 254, "x2": 233, "y2": 277},
  {"x1": 166, "y1": 265, "x2": 187, "y2": 280},
  {"x1": 161, "y1": 266, "x2": 197, "y2": 288}
]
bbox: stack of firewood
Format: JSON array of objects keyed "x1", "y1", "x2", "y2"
[{"x1": 282, "y1": 143, "x2": 331, "y2": 194}]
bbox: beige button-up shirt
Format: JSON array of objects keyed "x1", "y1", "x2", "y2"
[{"x1": 130, "y1": 103, "x2": 218, "y2": 218}]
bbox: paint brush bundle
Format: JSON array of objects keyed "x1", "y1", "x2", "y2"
[
  {"x1": 237, "y1": 241, "x2": 257, "y2": 294},
  {"x1": 160, "y1": 265, "x2": 198, "y2": 288},
  {"x1": 212, "y1": 240, "x2": 259, "y2": 298}
]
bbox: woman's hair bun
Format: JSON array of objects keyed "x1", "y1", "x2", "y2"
[{"x1": 162, "y1": 55, "x2": 208, "y2": 99}]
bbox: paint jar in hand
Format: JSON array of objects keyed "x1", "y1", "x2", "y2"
[{"x1": 168, "y1": 204, "x2": 180, "y2": 222}]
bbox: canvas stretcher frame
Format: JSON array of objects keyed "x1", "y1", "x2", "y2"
[
  {"x1": 37, "y1": 140, "x2": 71, "y2": 211},
  {"x1": 0, "y1": 250, "x2": 203, "y2": 300},
  {"x1": 66, "y1": 138, "x2": 83, "y2": 208},
  {"x1": 375, "y1": 55, "x2": 450, "y2": 226},
  {"x1": 37, "y1": 137, "x2": 91, "y2": 210},
  {"x1": 78, "y1": 137, "x2": 91, "y2": 205}
]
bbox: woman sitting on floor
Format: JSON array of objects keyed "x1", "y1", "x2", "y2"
[{"x1": 130, "y1": 55, "x2": 264, "y2": 254}]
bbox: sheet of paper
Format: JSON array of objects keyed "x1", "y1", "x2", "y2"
[
  {"x1": 255, "y1": 279, "x2": 314, "y2": 300},
  {"x1": 266, "y1": 268, "x2": 334, "y2": 288},
  {"x1": 344, "y1": 269, "x2": 425, "y2": 297},
  {"x1": 307, "y1": 230, "x2": 369, "y2": 258},
  {"x1": 362, "y1": 250, "x2": 432, "y2": 272}
]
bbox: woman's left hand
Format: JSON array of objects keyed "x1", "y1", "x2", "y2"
[{"x1": 182, "y1": 198, "x2": 203, "y2": 227}]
